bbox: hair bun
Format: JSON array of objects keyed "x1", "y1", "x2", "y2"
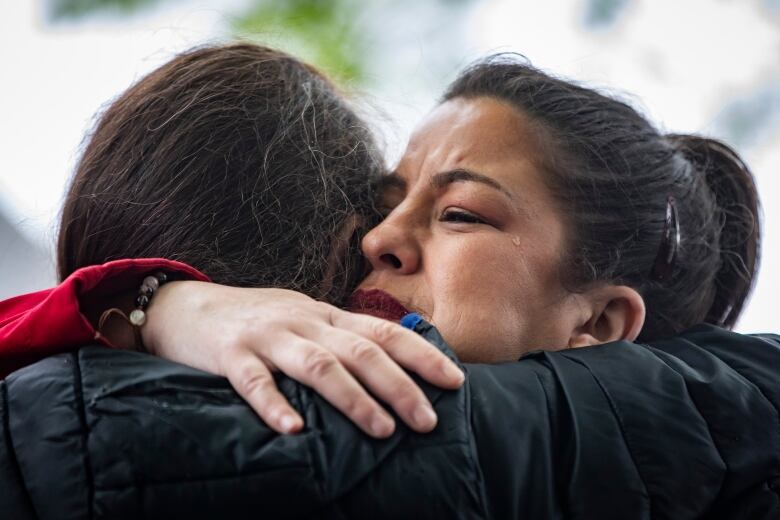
[{"x1": 667, "y1": 134, "x2": 761, "y2": 328}]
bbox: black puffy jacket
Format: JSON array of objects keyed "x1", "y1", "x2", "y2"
[{"x1": 1, "y1": 322, "x2": 779, "y2": 519}]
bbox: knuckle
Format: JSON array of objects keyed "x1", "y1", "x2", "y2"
[
  {"x1": 437, "y1": 356, "x2": 456, "y2": 373},
  {"x1": 418, "y1": 347, "x2": 444, "y2": 365},
  {"x1": 312, "y1": 301, "x2": 334, "y2": 314},
  {"x1": 370, "y1": 319, "x2": 399, "y2": 346},
  {"x1": 284, "y1": 305, "x2": 308, "y2": 321},
  {"x1": 343, "y1": 396, "x2": 376, "y2": 422},
  {"x1": 388, "y1": 380, "x2": 421, "y2": 406},
  {"x1": 257, "y1": 319, "x2": 285, "y2": 335},
  {"x1": 314, "y1": 301, "x2": 338, "y2": 324},
  {"x1": 416, "y1": 343, "x2": 443, "y2": 364},
  {"x1": 349, "y1": 341, "x2": 381, "y2": 364},
  {"x1": 303, "y1": 350, "x2": 339, "y2": 379},
  {"x1": 235, "y1": 367, "x2": 273, "y2": 396},
  {"x1": 219, "y1": 329, "x2": 248, "y2": 352}
]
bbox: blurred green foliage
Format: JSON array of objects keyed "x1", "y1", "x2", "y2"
[
  {"x1": 47, "y1": 0, "x2": 475, "y2": 84},
  {"x1": 48, "y1": 0, "x2": 158, "y2": 19},
  {"x1": 233, "y1": 0, "x2": 367, "y2": 83},
  {"x1": 47, "y1": 0, "x2": 374, "y2": 83}
]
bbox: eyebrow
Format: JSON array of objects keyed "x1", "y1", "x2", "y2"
[
  {"x1": 377, "y1": 169, "x2": 513, "y2": 200},
  {"x1": 431, "y1": 169, "x2": 513, "y2": 200}
]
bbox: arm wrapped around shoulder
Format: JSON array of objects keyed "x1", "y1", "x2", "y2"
[
  {"x1": 1, "y1": 324, "x2": 778, "y2": 519},
  {"x1": 0, "y1": 343, "x2": 476, "y2": 519}
]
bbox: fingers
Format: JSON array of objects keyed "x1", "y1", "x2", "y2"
[
  {"x1": 267, "y1": 337, "x2": 397, "y2": 439},
  {"x1": 330, "y1": 310, "x2": 465, "y2": 389},
  {"x1": 317, "y1": 327, "x2": 439, "y2": 433},
  {"x1": 224, "y1": 350, "x2": 304, "y2": 435}
]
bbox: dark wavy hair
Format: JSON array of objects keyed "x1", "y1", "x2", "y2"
[
  {"x1": 57, "y1": 42, "x2": 383, "y2": 305},
  {"x1": 444, "y1": 55, "x2": 761, "y2": 340}
]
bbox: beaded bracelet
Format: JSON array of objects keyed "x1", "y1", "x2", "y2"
[
  {"x1": 97, "y1": 271, "x2": 169, "y2": 351},
  {"x1": 129, "y1": 271, "x2": 169, "y2": 326}
]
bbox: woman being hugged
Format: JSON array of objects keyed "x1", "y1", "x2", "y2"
[{"x1": 1, "y1": 42, "x2": 465, "y2": 436}]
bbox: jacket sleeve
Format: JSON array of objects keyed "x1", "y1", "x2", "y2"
[
  {"x1": 3, "y1": 327, "x2": 778, "y2": 519},
  {"x1": 0, "y1": 258, "x2": 209, "y2": 378},
  {"x1": 0, "y1": 381, "x2": 37, "y2": 519},
  {"x1": 4, "y1": 347, "x2": 412, "y2": 519}
]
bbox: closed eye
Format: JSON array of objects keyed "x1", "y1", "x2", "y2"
[{"x1": 440, "y1": 209, "x2": 486, "y2": 224}]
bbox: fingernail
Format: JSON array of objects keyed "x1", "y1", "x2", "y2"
[
  {"x1": 443, "y1": 362, "x2": 465, "y2": 384},
  {"x1": 371, "y1": 415, "x2": 394, "y2": 437},
  {"x1": 413, "y1": 404, "x2": 437, "y2": 430},
  {"x1": 280, "y1": 414, "x2": 299, "y2": 433}
]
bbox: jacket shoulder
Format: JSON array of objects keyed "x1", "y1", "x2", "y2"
[
  {"x1": 459, "y1": 326, "x2": 780, "y2": 519},
  {"x1": 3, "y1": 352, "x2": 88, "y2": 519},
  {"x1": 566, "y1": 326, "x2": 780, "y2": 518}
]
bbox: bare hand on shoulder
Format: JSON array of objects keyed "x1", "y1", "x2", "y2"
[{"x1": 141, "y1": 281, "x2": 465, "y2": 438}]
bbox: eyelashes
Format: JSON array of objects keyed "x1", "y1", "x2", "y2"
[
  {"x1": 439, "y1": 208, "x2": 487, "y2": 225},
  {"x1": 377, "y1": 203, "x2": 490, "y2": 227}
]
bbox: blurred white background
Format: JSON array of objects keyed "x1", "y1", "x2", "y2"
[{"x1": 0, "y1": 0, "x2": 777, "y2": 332}]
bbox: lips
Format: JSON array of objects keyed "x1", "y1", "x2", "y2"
[{"x1": 347, "y1": 289, "x2": 411, "y2": 322}]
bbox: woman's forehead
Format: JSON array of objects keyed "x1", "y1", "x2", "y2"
[{"x1": 394, "y1": 97, "x2": 549, "y2": 196}]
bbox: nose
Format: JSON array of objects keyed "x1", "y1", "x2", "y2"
[{"x1": 361, "y1": 214, "x2": 421, "y2": 275}]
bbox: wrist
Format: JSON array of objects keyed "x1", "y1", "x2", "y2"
[
  {"x1": 94, "y1": 272, "x2": 173, "y2": 353},
  {"x1": 140, "y1": 280, "x2": 179, "y2": 356}
]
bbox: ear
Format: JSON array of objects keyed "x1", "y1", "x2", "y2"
[{"x1": 568, "y1": 285, "x2": 646, "y2": 348}]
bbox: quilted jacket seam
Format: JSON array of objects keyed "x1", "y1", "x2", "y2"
[
  {"x1": 564, "y1": 356, "x2": 653, "y2": 515},
  {"x1": 72, "y1": 352, "x2": 95, "y2": 520},
  {"x1": 464, "y1": 373, "x2": 490, "y2": 519},
  {"x1": 297, "y1": 380, "x2": 328, "y2": 510},
  {"x1": 1, "y1": 381, "x2": 38, "y2": 517}
]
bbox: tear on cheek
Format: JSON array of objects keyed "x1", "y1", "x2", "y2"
[{"x1": 512, "y1": 236, "x2": 522, "y2": 247}]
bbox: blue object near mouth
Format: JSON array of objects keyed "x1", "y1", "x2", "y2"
[{"x1": 400, "y1": 312, "x2": 423, "y2": 330}]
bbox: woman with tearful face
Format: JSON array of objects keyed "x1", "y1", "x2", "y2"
[
  {"x1": 1, "y1": 52, "x2": 778, "y2": 518},
  {"x1": 353, "y1": 96, "x2": 645, "y2": 360}
]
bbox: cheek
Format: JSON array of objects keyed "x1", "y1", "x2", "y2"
[
  {"x1": 429, "y1": 238, "x2": 531, "y2": 360},
  {"x1": 432, "y1": 238, "x2": 515, "y2": 298},
  {"x1": 430, "y1": 235, "x2": 568, "y2": 362}
]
